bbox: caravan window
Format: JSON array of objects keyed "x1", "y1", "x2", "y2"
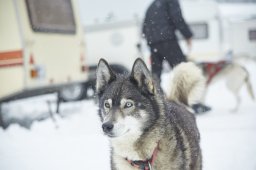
[
  {"x1": 189, "y1": 23, "x2": 208, "y2": 39},
  {"x1": 249, "y1": 29, "x2": 256, "y2": 41},
  {"x1": 176, "y1": 22, "x2": 208, "y2": 40},
  {"x1": 26, "y1": 0, "x2": 76, "y2": 34}
]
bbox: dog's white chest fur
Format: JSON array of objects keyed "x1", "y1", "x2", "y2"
[
  {"x1": 111, "y1": 132, "x2": 141, "y2": 160},
  {"x1": 111, "y1": 134, "x2": 142, "y2": 170},
  {"x1": 111, "y1": 131, "x2": 160, "y2": 170}
]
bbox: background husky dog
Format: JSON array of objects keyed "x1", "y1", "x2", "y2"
[
  {"x1": 96, "y1": 58, "x2": 203, "y2": 170},
  {"x1": 198, "y1": 61, "x2": 255, "y2": 112}
]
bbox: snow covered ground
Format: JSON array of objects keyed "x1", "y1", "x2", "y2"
[{"x1": 0, "y1": 61, "x2": 256, "y2": 170}]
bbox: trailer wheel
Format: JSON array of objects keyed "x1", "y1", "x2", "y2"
[
  {"x1": 83, "y1": 80, "x2": 95, "y2": 99},
  {"x1": 0, "y1": 104, "x2": 6, "y2": 129},
  {"x1": 59, "y1": 83, "x2": 85, "y2": 102}
]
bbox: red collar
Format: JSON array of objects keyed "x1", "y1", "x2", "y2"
[{"x1": 125, "y1": 142, "x2": 159, "y2": 170}]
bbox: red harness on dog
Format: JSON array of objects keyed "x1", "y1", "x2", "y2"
[
  {"x1": 200, "y1": 60, "x2": 229, "y2": 85},
  {"x1": 125, "y1": 143, "x2": 159, "y2": 170}
]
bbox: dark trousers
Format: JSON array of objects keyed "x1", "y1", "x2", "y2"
[{"x1": 150, "y1": 41, "x2": 186, "y2": 81}]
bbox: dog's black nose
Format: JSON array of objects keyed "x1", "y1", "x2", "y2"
[{"x1": 102, "y1": 123, "x2": 114, "y2": 133}]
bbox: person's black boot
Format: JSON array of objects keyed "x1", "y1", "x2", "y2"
[{"x1": 192, "y1": 103, "x2": 211, "y2": 114}]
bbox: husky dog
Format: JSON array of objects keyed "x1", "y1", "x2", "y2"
[
  {"x1": 198, "y1": 61, "x2": 255, "y2": 112},
  {"x1": 96, "y1": 58, "x2": 203, "y2": 170}
]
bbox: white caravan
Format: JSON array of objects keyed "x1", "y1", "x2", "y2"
[
  {"x1": 82, "y1": 0, "x2": 256, "y2": 70},
  {"x1": 0, "y1": 0, "x2": 88, "y2": 105}
]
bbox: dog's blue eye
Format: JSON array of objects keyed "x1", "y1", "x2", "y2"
[
  {"x1": 104, "y1": 102, "x2": 110, "y2": 108},
  {"x1": 124, "y1": 102, "x2": 133, "y2": 108}
]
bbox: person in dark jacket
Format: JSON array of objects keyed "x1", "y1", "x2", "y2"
[
  {"x1": 143, "y1": 0, "x2": 193, "y2": 81},
  {"x1": 143, "y1": 0, "x2": 211, "y2": 114}
]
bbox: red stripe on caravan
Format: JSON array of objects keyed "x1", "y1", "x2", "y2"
[
  {"x1": 0, "y1": 62, "x2": 23, "y2": 68},
  {"x1": 0, "y1": 50, "x2": 23, "y2": 67}
]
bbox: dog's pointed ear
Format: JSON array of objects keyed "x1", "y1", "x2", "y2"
[
  {"x1": 130, "y1": 58, "x2": 154, "y2": 94},
  {"x1": 96, "y1": 59, "x2": 116, "y2": 94}
]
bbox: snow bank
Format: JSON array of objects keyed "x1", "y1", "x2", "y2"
[{"x1": 0, "y1": 61, "x2": 256, "y2": 170}]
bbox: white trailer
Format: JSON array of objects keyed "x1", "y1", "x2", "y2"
[
  {"x1": 218, "y1": 3, "x2": 256, "y2": 58},
  {"x1": 84, "y1": 20, "x2": 143, "y2": 70},
  {"x1": 82, "y1": 0, "x2": 223, "y2": 70},
  {"x1": 179, "y1": 0, "x2": 222, "y2": 61},
  {"x1": 0, "y1": 0, "x2": 88, "y2": 104},
  {"x1": 228, "y1": 19, "x2": 256, "y2": 58},
  {"x1": 82, "y1": 0, "x2": 256, "y2": 69}
]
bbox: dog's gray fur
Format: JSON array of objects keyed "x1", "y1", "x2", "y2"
[{"x1": 96, "y1": 58, "x2": 202, "y2": 170}]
